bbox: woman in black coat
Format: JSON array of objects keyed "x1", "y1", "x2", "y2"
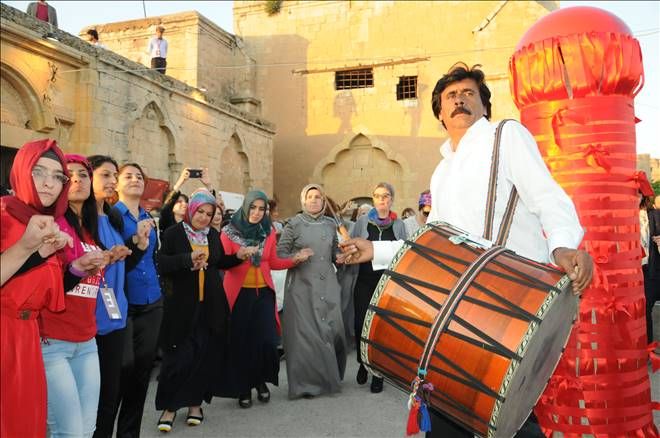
[{"x1": 155, "y1": 189, "x2": 249, "y2": 432}]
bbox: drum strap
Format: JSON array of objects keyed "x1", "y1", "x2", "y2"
[
  {"x1": 483, "y1": 119, "x2": 519, "y2": 246},
  {"x1": 416, "y1": 245, "x2": 509, "y2": 378}
]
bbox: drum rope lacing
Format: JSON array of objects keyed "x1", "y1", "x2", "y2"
[{"x1": 406, "y1": 245, "x2": 509, "y2": 436}]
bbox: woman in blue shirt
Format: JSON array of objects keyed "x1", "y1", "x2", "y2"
[
  {"x1": 88, "y1": 155, "x2": 147, "y2": 438},
  {"x1": 113, "y1": 162, "x2": 163, "y2": 436}
]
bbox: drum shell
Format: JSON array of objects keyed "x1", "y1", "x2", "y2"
[{"x1": 362, "y1": 223, "x2": 576, "y2": 437}]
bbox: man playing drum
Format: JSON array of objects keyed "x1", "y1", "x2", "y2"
[{"x1": 339, "y1": 63, "x2": 593, "y2": 437}]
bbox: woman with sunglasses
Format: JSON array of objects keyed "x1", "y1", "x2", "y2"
[{"x1": 403, "y1": 190, "x2": 432, "y2": 238}]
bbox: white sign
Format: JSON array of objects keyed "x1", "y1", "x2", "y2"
[{"x1": 218, "y1": 191, "x2": 245, "y2": 211}]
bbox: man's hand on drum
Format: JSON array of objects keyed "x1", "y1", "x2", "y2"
[
  {"x1": 337, "y1": 238, "x2": 373, "y2": 264},
  {"x1": 552, "y1": 247, "x2": 593, "y2": 294}
]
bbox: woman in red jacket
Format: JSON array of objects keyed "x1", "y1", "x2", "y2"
[
  {"x1": 0, "y1": 140, "x2": 103, "y2": 438},
  {"x1": 219, "y1": 190, "x2": 312, "y2": 408}
]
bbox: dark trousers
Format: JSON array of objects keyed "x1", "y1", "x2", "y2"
[
  {"x1": 94, "y1": 328, "x2": 126, "y2": 438},
  {"x1": 426, "y1": 409, "x2": 544, "y2": 438},
  {"x1": 643, "y1": 264, "x2": 660, "y2": 342},
  {"x1": 353, "y1": 276, "x2": 380, "y2": 364},
  {"x1": 116, "y1": 301, "x2": 163, "y2": 438},
  {"x1": 151, "y1": 57, "x2": 166, "y2": 74}
]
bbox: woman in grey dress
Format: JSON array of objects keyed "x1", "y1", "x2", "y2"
[{"x1": 277, "y1": 184, "x2": 347, "y2": 399}]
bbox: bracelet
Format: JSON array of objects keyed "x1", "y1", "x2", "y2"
[{"x1": 68, "y1": 264, "x2": 87, "y2": 278}]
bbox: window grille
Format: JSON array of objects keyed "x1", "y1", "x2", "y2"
[
  {"x1": 396, "y1": 76, "x2": 418, "y2": 100},
  {"x1": 335, "y1": 69, "x2": 374, "y2": 90}
]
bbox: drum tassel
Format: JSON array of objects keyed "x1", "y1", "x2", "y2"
[{"x1": 406, "y1": 376, "x2": 433, "y2": 435}]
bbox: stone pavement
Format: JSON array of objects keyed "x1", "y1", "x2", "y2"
[
  {"x1": 139, "y1": 308, "x2": 660, "y2": 437},
  {"x1": 139, "y1": 348, "x2": 409, "y2": 437}
]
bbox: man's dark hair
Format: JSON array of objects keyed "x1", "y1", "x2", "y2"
[
  {"x1": 87, "y1": 29, "x2": 99, "y2": 41},
  {"x1": 431, "y1": 63, "x2": 492, "y2": 128}
]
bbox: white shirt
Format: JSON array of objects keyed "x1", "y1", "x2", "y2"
[
  {"x1": 373, "y1": 117, "x2": 583, "y2": 269},
  {"x1": 147, "y1": 37, "x2": 168, "y2": 58}
]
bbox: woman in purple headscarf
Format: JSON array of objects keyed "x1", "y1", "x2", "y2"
[{"x1": 155, "y1": 188, "x2": 247, "y2": 433}]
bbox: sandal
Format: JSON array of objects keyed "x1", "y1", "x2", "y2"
[
  {"x1": 157, "y1": 411, "x2": 176, "y2": 433},
  {"x1": 186, "y1": 407, "x2": 204, "y2": 426},
  {"x1": 256, "y1": 383, "x2": 270, "y2": 403},
  {"x1": 238, "y1": 392, "x2": 252, "y2": 408}
]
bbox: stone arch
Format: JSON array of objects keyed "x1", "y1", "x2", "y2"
[
  {"x1": 126, "y1": 101, "x2": 177, "y2": 183},
  {"x1": 0, "y1": 62, "x2": 56, "y2": 138},
  {"x1": 218, "y1": 132, "x2": 251, "y2": 194},
  {"x1": 312, "y1": 132, "x2": 412, "y2": 205}
]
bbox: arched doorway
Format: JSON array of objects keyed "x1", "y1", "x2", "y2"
[{"x1": 218, "y1": 133, "x2": 250, "y2": 194}]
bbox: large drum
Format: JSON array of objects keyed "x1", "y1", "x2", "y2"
[{"x1": 361, "y1": 222, "x2": 578, "y2": 438}]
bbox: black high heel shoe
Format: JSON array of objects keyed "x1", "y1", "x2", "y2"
[
  {"x1": 256, "y1": 383, "x2": 270, "y2": 403},
  {"x1": 157, "y1": 411, "x2": 176, "y2": 433},
  {"x1": 186, "y1": 407, "x2": 204, "y2": 426},
  {"x1": 238, "y1": 391, "x2": 253, "y2": 408}
]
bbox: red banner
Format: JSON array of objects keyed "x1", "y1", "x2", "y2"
[{"x1": 140, "y1": 178, "x2": 169, "y2": 212}]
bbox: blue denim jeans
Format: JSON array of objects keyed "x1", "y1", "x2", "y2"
[{"x1": 41, "y1": 338, "x2": 100, "y2": 438}]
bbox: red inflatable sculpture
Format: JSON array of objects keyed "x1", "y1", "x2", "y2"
[{"x1": 509, "y1": 6, "x2": 658, "y2": 437}]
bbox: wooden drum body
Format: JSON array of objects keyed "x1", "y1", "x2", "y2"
[{"x1": 361, "y1": 222, "x2": 577, "y2": 438}]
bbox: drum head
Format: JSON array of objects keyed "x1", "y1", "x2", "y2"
[{"x1": 490, "y1": 275, "x2": 577, "y2": 437}]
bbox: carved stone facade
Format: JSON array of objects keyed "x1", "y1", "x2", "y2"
[
  {"x1": 0, "y1": 3, "x2": 274, "y2": 197},
  {"x1": 234, "y1": 0, "x2": 559, "y2": 214},
  {"x1": 637, "y1": 154, "x2": 660, "y2": 184}
]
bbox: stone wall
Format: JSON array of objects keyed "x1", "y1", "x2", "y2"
[
  {"x1": 234, "y1": 0, "x2": 558, "y2": 215},
  {"x1": 637, "y1": 154, "x2": 660, "y2": 184},
  {"x1": 80, "y1": 11, "x2": 261, "y2": 114},
  {"x1": 1, "y1": 3, "x2": 275, "y2": 196}
]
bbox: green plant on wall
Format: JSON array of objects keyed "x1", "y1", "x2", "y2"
[
  {"x1": 652, "y1": 180, "x2": 660, "y2": 196},
  {"x1": 265, "y1": 0, "x2": 283, "y2": 16}
]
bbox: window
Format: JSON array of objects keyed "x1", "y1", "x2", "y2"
[
  {"x1": 335, "y1": 69, "x2": 374, "y2": 90},
  {"x1": 396, "y1": 76, "x2": 418, "y2": 100}
]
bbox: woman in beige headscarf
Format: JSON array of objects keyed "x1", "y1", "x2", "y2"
[{"x1": 277, "y1": 184, "x2": 347, "y2": 399}]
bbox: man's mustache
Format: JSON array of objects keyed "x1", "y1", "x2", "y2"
[{"x1": 451, "y1": 107, "x2": 472, "y2": 117}]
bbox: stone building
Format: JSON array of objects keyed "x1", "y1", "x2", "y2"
[
  {"x1": 637, "y1": 154, "x2": 660, "y2": 184},
  {"x1": 0, "y1": 3, "x2": 274, "y2": 198},
  {"x1": 233, "y1": 0, "x2": 558, "y2": 215}
]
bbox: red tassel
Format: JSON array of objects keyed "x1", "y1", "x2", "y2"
[{"x1": 406, "y1": 403, "x2": 420, "y2": 436}]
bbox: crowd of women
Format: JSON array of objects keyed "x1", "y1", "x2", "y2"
[{"x1": 1, "y1": 138, "x2": 433, "y2": 437}]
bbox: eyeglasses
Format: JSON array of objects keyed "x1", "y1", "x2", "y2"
[
  {"x1": 422, "y1": 211, "x2": 430, "y2": 217},
  {"x1": 373, "y1": 193, "x2": 392, "y2": 200},
  {"x1": 32, "y1": 167, "x2": 69, "y2": 185}
]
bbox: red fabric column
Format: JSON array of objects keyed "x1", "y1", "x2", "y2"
[{"x1": 509, "y1": 7, "x2": 657, "y2": 437}]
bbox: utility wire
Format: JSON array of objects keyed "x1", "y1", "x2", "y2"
[{"x1": 51, "y1": 27, "x2": 659, "y2": 75}]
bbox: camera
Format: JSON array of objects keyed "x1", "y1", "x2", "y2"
[{"x1": 188, "y1": 168, "x2": 203, "y2": 178}]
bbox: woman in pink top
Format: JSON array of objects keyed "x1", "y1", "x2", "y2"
[{"x1": 218, "y1": 190, "x2": 311, "y2": 408}]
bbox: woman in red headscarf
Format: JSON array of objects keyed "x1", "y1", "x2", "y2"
[{"x1": 0, "y1": 139, "x2": 102, "y2": 437}]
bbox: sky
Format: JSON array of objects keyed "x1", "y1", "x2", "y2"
[{"x1": 2, "y1": 1, "x2": 659, "y2": 155}]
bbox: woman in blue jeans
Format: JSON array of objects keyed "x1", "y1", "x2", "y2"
[{"x1": 39, "y1": 154, "x2": 111, "y2": 437}]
